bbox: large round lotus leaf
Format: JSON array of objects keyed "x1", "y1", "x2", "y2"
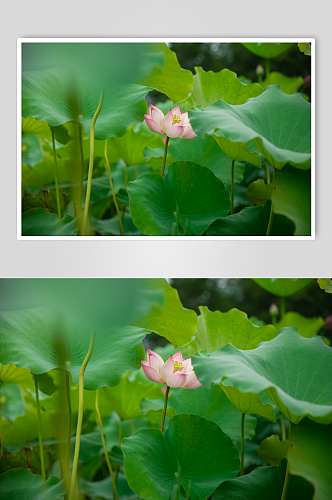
[
  {"x1": 167, "y1": 135, "x2": 245, "y2": 185},
  {"x1": 122, "y1": 414, "x2": 240, "y2": 500},
  {"x1": 132, "y1": 279, "x2": 198, "y2": 348},
  {"x1": 22, "y1": 68, "x2": 150, "y2": 140},
  {"x1": 0, "y1": 468, "x2": 65, "y2": 500},
  {"x1": 0, "y1": 363, "x2": 34, "y2": 388},
  {"x1": 0, "y1": 307, "x2": 148, "y2": 390},
  {"x1": 192, "y1": 327, "x2": 332, "y2": 424},
  {"x1": 136, "y1": 43, "x2": 194, "y2": 103},
  {"x1": 181, "y1": 67, "x2": 263, "y2": 110},
  {"x1": 22, "y1": 208, "x2": 79, "y2": 236},
  {"x1": 0, "y1": 278, "x2": 164, "y2": 332},
  {"x1": 273, "y1": 165, "x2": 311, "y2": 236},
  {"x1": 127, "y1": 161, "x2": 230, "y2": 236},
  {"x1": 213, "y1": 458, "x2": 314, "y2": 500},
  {"x1": 108, "y1": 129, "x2": 163, "y2": 166},
  {"x1": 276, "y1": 312, "x2": 324, "y2": 338},
  {"x1": 252, "y1": 278, "x2": 313, "y2": 297},
  {"x1": 242, "y1": 43, "x2": 294, "y2": 59},
  {"x1": 288, "y1": 418, "x2": 332, "y2": 500},
  {"x1": 189, "y1": 85, "x2": 311, "y2": 170},
  {"x1": 220, "y1": 385, "x2": 276, "y2": 422},
  {"x1": 184, "y1": 306, "x2": 277, "y2": 357},
  {"x1": 207, "y1": 200, "x2": 295, "y2": 236},
  {"x1": 168, "y1": 385, "x2": 257, "y2": 441}
]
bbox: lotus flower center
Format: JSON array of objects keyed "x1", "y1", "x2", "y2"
[
  {"x1": 173, "y1": 361, "x2": 184, "y2": 372},
  {"x1": 172, "y1": 115, "x2": 182, "y2": 125}
]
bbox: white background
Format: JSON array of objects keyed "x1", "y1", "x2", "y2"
[{"x1": 1, "y1": 0, "x2": 331, "y2": 278}]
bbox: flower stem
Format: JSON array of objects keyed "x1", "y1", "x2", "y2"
[
  {"x1": 51, "y1": 127, "x2": 62, "y2": 219},
  {"x1": 230, "y1": 159, "x2": 235, "y2": 215},
  {"x1": 240, "y1": 412, "x2": 245, "y2": 476},
  {"x1": 104, "y1": 140, "x2": 124, "y2": 236},
  {"x1": 266, "y1": 167, "x2": 275, "y2": 236},
  {"x1": 281, "y1": 423, "x2": 292, "y2": 500},
  {"x1": 65, "y1": 372, "x2": 72, "y2": 477},
  {"x1": 95, "y1": 389, "x2": 119, "y2": 500},
  {"x1": 281, "y1": 297, "x2": 286, "y2": 321},
  {"x1": 118, "y1": 419, "x2": 123, "y2": 446},
  {"x1": 78, "y1": 124, "x2": 85, "y2": 221},
  {"x1": 161, "y1": 136, "x2": 170, "y2": 178},
  {"x1": 34, "y1": 374, "x2": 46, "y2": 480},
  {"x1": 160, "y1": 386, "x2": 170, "y2": 433},
  {"x1": 280, "y1": 413, "x2": 286, "y2": 441},
  {"x1": 68, "y1": 333, "x2": 95, "y2": 500},
  {"x1": 81, "y1": 89, "x2": 104, "y2": 236}
]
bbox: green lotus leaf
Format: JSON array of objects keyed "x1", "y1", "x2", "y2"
[
  {"x1": 0, "y1": 444, "x2": 55, "y2": 475},
  {"x1": 298, "y1": 43, "x2": 311, "y2": 56},
  {"x1": 91, "y1": 213, "x2": 141, "y2": 236},
  {"x1": 257, "y1": 434, "x2": 290, "y2": 465},
  {"x1": 21, "y1": 116, "x2": 51, "y2": 139},
  {"x1": 288, "y1": 418, "x2": 332, "y2": 500},
  {"x1": 189, "y1": 85, "x2": 311, "y2": 170},
  {"x1": 207, "y1": 200, "x2": 295, "y2": 236},
  {"x1": 0, "y1": 468, "x2": 65, "y2": 500},
  {"x1": 22, "y1": 208, "x2": 79, "y2": 236},
  {"x1": 140, "y1": 397, "x2": 176, "y2": 424},
  {"x1": 0, "y1": 363, "x2": 34, "y2": 388},
  {"x1": 276, "y1": 312, "x2": 324, "y2": 338},
  {"x1": 213, "y1": 458, "x2": 314, "y2": 500},
  {"x1": 242, "y1": 43, "x2": 294, "y2": 59},
  {"x1": 22, "y1": 67, "x2": 150, "y2": 140},
  {"x1": 127, "y1": 161, "x2": 230, "y2": 236},
  {"x1": 252, "y1": 278, "x2": 314, "y2": 297},
  {"x1": 80, "y1": 474, "x2": 135, "y2": 500},
  {"x1": 136, "y1": 43, "x2": 194, "y2": 103},
  {"x1": 22, "y1": 188, "x2": 70, "y2": 214},
  {"x1": 184, "y1": 306, "x2": 277, "y2": 357},
  {"x1": 219, "y1": 385, "x2": 276, "y2": 421},
  {"x1": 122, "y1": 414, "x2": 240, "y2": 500},
  {"x1": 132, "y1": 278, "x2": 198, "y2": 348},
  {"x1": 0, "y1": 307, "x2": 148, "y2": 390},
  {"x1": 180, "y1": 67, "x2": 263, "y2": 110},
  {"x1": 192, "y1": 327, "x2": 332, "y2": 424},
  {"x1": 317, "y1": 279, "x2": 332, "y2": 294},
  {"x1": 262, "y1": 72, "x2": 304, "y2": 94},
  {"x1": 273, "y1": 165, "x2": 311, "y2": 236},
  {"x1": 245, "y1": 179, "x2": 274, "y2": 206},
  {"x1": 108, "y1": 129, "x2": 163, "y2": 167}
]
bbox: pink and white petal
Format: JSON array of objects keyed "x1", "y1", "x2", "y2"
[
  {"x1": 167, "y1": 124, "x2": 185, "y2": 138},
  {"x1": 173, "y1": 350, "x2": 184, "y2": 363},
  {"x1": 167, "y1": 371, "x2": 188, "y2": 388},
  {"x1": 147, "y1": 349, "x2": 164, "y2": 371},
  {"x1": 161, "y1": 110, "x2": 173, "y2": 135},
  {"x1": 160, "y1": 355, "x2": 175, "y2": 384},
  {"x1": 144, "y1": 116, "x2": 163, "y2": 135},
  {"x1": 183, "y1": 371, "x2": 201, "y2": 389},
  {"x1": 141, "y1": 362, "x2": 163, "y2": 384},
  {"x1": 181, "y1": 358, "x2": 193, "y2": 373},
  {"x1": 172, "y1": 105, "x2": 181, "y2": 117},
  {"x1": 181, "y1": 124, "x2": 197, "y2": 139},
  {"x1": 151, "y1": 107, "x2": 164, "y2": 125},
  {"x1": 180, "y1": 112, "x2": 190, "y2": 125}
]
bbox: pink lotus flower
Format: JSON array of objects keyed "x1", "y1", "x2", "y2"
[
  {"x1": 141, "y1": 348, "x2": 201, "y2": 389},
  {"x1": 144, "y1": 104, "x2": 197, "y2": 139}
]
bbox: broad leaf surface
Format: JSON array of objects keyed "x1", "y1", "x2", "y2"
[
  {"x1": 220, "y1": 385, "x2": 276, "y2": 421},
  {"x1": 242, "y1": 43, "x2": 294, "y2": 59},
  {"x1": 273, "y1": 165, "x2": 311, "y2": 236},
  {"x1": 0, "y1": 444, "x2": 55, "y2": 475},
  {"x1": 262, "y1": 72, "x2": 304, "y2": 94},
  {"x1": 0, "y1": 307, "x2": 148, "y2": 390},
  {"x1": 0, "y1": 468, "x2": 65, "y2": 500},
  {"x1": 189, "y1": 85, "x2": 311, "y2": 170},
  {"x1": 180, "y1": 67, "x2": 263, "y2": 110},
  {"x1": 192, "y1": 327, "x2": 332, "y2": 424},
  {"x1": 22, "y1": 208, "x2": 79, "y2": 236},
  {"x1": 245, "y1": 179, "x2": 274, "y2": 206},
  {"x1": 184, "y1": 306, "x2": 277, "y2": 356},
  {"x1": 22, "y1": 68, "x2": 150, "y2": 140},
  {"x1": 318, "y1": 278, "x2": 332, "y2": 294},
  {"x1": 108, "y1": 129, "x2": 163, "y2": 166},
  {"x1": 132, "y1": 278, "x2": 198, "y2": 348},
  {"x1": 298, "y1": 43, "x2": 311, "y2": 56},
  {"x1": 122, "y1": 414, "x2": 240, "y2": 500},
  {"x1": 276, "y1": 312, "x2": 324, "y2": 338},
  {"x1": 127, "y1": 161, "x2": 230, "y2": 236},
  {"x1": 257, "y1": 435, "x2": 290, "y2": 465},
  {"x1": 22, "y1": 116, "x2": 51, "y2": 139},
  {"x1": 213, "y1": 458, "x2": 314, "y2": 500},
  {"x1": 288, "y1": 419, "x2": 332, "y2": 500},
  {"x1": 80, "y1": 474, "x2": 135, "y2": 500},
  {"x1": 91, "y1": 213, "x2": 141, "y2": 236},
  {"x1": 207, "y1": 201, "x2": 295, "y2": 236},
  {"x1": 252, "y1": 278, "x2": 313, "y2": 297},
  {"x1": 137, "y1": 43, "x2": 194, "y2": 103},
  {"x1": 0, "y1": 364, "x2": 34, "y2": 387}
]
